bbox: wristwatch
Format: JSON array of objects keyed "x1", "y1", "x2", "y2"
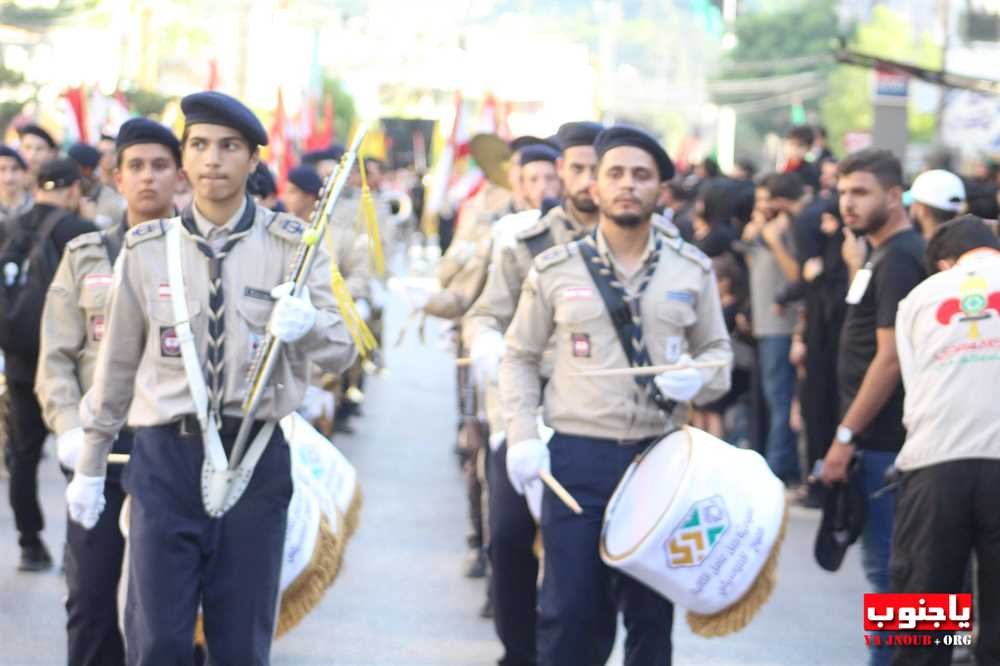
[{"x1": 835, "y1": 425, "x2": 854, "y2": 445}]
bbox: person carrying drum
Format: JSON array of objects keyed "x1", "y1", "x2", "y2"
[
  {"x1": 498, "y1": 125, "x2": 732, "y2": 665},
  {"x1": 64, "y1": 91, "x2": 357, "y2": 665}
]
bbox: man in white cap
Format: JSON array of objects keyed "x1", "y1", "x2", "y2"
[{"x1": 906, "y1": 169, "x2": 966, "y2": 240}]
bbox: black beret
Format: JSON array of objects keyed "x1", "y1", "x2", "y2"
[
  {"x1": 181, "y1": 91, "x2": 268, "y2": 147},
  {"x1": 116, "y1": 118, "x2": 181, "y2": 164},
  {"x1": 301, "y1": 144, "x2": 344, "y2": 165},
  {"x1": 287, "y1": 165, "x2": 323, "y2": 197},
  {"x1": 98, "y1": 133, "x2": 116, "y2": 142},
  {"x1": 0, "y1": 146, "x2": 27, "y2": 170},
  {"x1": 519, "y1": 144, "x2": 559, "y2": 167},
  {"x1": 593, "y1": 125, "x2": 675, "y2": 181},
  {"x1": 246, "y1": 162, "x2": 277, "y2": 197},
  {"x1": 17, "y1": 123, "x2": 56, "y2": 149},
  {"x1": 67, "y1": 143, "x2": 101, "y2": 169},
  {"x1": 556, "y1": 121, "x2": 604, "y2": 150},
  {"x1": 37, "y1": 158, "x2": 81, "y2": 190},
  {"x1": 509, "y1": 135, "x2": 560, "y2": 154}
]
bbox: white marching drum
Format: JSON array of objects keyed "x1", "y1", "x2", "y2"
[{"x1": 600, "y1": 427, "x2": 786, "y2": 636}]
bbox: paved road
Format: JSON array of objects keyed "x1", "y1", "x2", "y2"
[{"x1": 0, "y1": 290, "x2": 873, "y2": 665}]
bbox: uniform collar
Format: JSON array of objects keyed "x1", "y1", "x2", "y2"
[
  {"x1": 595, "y1": 224, "x2": 657, "y2": 276},
  {"x1": 192, "y1": 197, "x2": 248, "y2": 238}
]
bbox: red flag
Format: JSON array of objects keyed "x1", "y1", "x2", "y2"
[
  {"x1": 206, "y1": 59, "x2": 219, "y2": 91},
  {"x1": 269, "y1": 89, "x2": 294, "y2": 193},
  {"x1": 64, "y1": 86, "x2": 89, "y2": 143},
  {"x1": 305, "y1": 92, "x2": 334, "y2": 150}
]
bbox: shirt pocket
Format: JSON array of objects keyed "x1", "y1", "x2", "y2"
[
  {"x1": 236, "y1": 296, "x2": 275, "y2": 365},
  {"x1": 77, "y1": 283, "x2": 110, "y2": 344},
  {"x1": 649, "y1": 301, "x2": 696, "y2": 364},
  {"x1": 555, "y1": 298, "x2": 605, "y2": 364},
  {"x1": 147, "y1": 299, "x2": 203, "y2": 367}
]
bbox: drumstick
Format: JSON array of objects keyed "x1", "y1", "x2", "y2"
[
  {"x1": 570, "y1": 359, "x2": 728, "y2": 378},
  {"x1": 108, "y1": 453, "x2": 130, "y2": 465},
  {"x1": 456, "y1": 357, "x2": 471, "y2": 367},
  {"x1": 540, "y1": 471, "x2": 583, "y2": 515}
]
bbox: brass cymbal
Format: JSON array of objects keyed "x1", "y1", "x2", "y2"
[{"x1": 470, "y1": 133, "x2": 512, "y2": 190}]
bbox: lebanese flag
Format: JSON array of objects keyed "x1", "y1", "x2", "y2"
[
  {"x1": 64, "y1": 86, "x2": 89, "y2": 144},
  {"x1": 305, "y1": 92, "x2": 334, "y2": 150}
]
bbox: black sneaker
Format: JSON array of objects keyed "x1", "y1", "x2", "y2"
[
  {"x1": 18, "y1": 541, "x2": 53, "y2": 572},
  {"x1": 463, "y1": 548, "x2": 487, "y2": 579}
]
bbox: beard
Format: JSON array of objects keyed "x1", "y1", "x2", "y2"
[
  {"x1": 608, "y1": 213, "x2": 643, "y2": 228},
  {"x1": 852, "y1": 206, "x2": 889, "y2": 236},
  {"x1": 570, "y1": 192, "x2": 597, "y2": 214}
]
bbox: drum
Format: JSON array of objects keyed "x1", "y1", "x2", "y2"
[{"x1": 600, "y1": 427, "x2": 787, "y2": 637}]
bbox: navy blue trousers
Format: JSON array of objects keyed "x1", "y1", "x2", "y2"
[
  {"x1": 64, "y1": 431, "x2": 134, "y2": 666},
  {"x1": 539, "y1": 433, "x2": 674, "y2": 666},
  {"x1": 122, "y1": 423, "x2": 291, "y2": 666},
  {"x1": 488, "y1": 440, "x2": 618, "y2": 666}
]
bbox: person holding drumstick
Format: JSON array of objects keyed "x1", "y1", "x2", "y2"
[{"x1": 499, "y1": 125, "x2": 733, "y2": 665}]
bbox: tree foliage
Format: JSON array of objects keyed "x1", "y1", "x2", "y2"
[
  {"x1": 820, "y1": 6, "x2": 942, "y2": 149},
  {"x1": 0, "y1": 0, "x2": 95, "y2": 31},
  {"x1": 321, "y1": 75, "x2": 357, "y2": 143}
]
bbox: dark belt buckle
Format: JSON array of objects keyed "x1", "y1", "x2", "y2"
[{"x1": 179, "y1": 414, "x2": 200, "y2": 437}]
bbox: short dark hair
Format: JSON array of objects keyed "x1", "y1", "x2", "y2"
[
  {"x1": 838, "y1": 148, "x2": 903, "y2": 190},
  {"x1": 786, "y1": 125, "x2": 814, "y2": 147},
  {"x1": 766, "y1": 172, "x2": 804, "y2": 201},
  {"x1": 926, "y1": 214, "x2": 1000, "y2": 272}
]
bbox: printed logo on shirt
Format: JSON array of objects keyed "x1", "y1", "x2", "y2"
[
  {"x1": 158, "y1": 283, "x2": 171, "y2": 299},
  {"x1": 160, "y1": 326, "x2": 181, "y2": 357},
  {"x1": 935, "y1": 274, "x2": 1000, "y2": 341},
  {"x1": 571, "y1": 333, "x2": 591, "y2": 358},
  {"x1": 90, "y1": 314, "x2": 105, "y2": 342},
  {"x1": 562, "y1": 286, "x2": 595, "y2": 301},
  {"x1": 83, "y1": 273, "x2": 113, "y2": 290}
]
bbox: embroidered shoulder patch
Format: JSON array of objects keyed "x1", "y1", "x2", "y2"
[
  {"x1": 267, "y1": 213, "x2": 307, "y2": 243},
  {"x1": 66, "y1": 231, "x2": 103, "y2": 252},
  {"x1": 533, "y1": 244, "x2": 572, "y2": 272},
  {"x1": 667, "y1": 237, "x2": 711, "y2": 272},
  {"x1": 125, "y1": 220, "x2": 166, "y2": 248}
]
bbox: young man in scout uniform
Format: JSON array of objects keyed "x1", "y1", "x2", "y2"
[
  {"x1": 499, "y1": 126, "x2": 732, "y2": 665},
  {"x1": 36, "y1": 118, "x2": 183, "y2": 666},
  {"x1": 65, "y1": 91, "x2": 357, "y2": 665}
]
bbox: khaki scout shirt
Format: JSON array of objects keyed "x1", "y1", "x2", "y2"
[
  {"x1": 77, "y1": 202, "x2": 357, "y2": 477},
  {"x1": 499, "y1": 225, "x2": 732, "y2": 445},
  {"x1": 36, "y1": 223, "x2": 126, "y2": 435},
  {"x1": 436, "y1": 184, "x2": 515, "y2": 287},
  {"x1": 327, "y1": 189, "x2": 373, "y2": 300},
  {"x1": 93, "y1": 185, "x2": 127, "y2": 229},
  {"x1": 463, "y1": 209, "x2": 679, "y2": 352}
]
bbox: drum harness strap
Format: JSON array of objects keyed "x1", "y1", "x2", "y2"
[
  {"x1": 165, "y1": 217, "x2": 275, "y2": 518},
  {"x1": 577, "y1": 230, "x2": 677, "y2": 416}
]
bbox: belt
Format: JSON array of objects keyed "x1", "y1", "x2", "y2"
[{"x1": 175, "y1": 414, "x2": 268, "y2": 438}]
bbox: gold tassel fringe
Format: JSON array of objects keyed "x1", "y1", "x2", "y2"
[
  {"x1": 686, "y1": 500, "x2": 790, "y2": 638},
  {"x1": 329, "y1": 263, "x2": 377, "y2": 358},
  {"x1": 357, "y1": 154, "x2": 385, "y2": 277}
]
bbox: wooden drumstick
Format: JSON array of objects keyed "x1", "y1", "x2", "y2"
[
  {"x1": 540, "y1": 471, "x2": 583, "y2": 515},
  {"x1": 107, "y1": 453, "x2": 130, "y2": 465},
  {"x1": 570, "y1": 359, "x2": 728, "y2": 378}
]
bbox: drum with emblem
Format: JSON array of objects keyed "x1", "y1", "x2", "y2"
[{"x1": 600, "y1": 426, "x2": 786, "y2": 636}]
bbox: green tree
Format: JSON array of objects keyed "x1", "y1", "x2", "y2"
[
  {"x1": 321, "y1": 75, "x2": 356, "y2": 143},
  {"x1": 820, "y1": 6, "x2": 942, "y2": 150}
]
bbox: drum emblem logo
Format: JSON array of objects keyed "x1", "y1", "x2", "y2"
[{"x1": 665, "y1": 496, "x2": 729, "y2": 567}]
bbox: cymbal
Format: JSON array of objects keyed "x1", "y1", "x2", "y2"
[{"x1": 470, "y1": 133, "x2": 512, "y2": 190}]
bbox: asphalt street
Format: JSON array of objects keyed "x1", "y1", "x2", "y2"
[{"x1": 0, "y1": 289, "x2": 873, "y2": 665}]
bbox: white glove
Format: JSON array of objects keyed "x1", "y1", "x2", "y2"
[
  {"x1": 470, "y1": 330, "x2": 505, "y2": 386},
  {"x1": 268, "y1": 283, "x2": 317, "y2": 343},
  {"x1": 506, "y1": 438, "x2": 550, "y2": 495},
  {"x1": 355, "y1": 298, "x2": 372, "y2": 322},
  {"x1": 524, "y1": 478, "x2": 543, "y2": 522},
  {"x1": 406, "y1": 284, "x2": 432, "y2": 311},
  {"x1": 57, "y1": 427, "x2": 85, "y2": 470},
  {"x1": 66, "y1": 473, "x2": 106, "y2": 530},
  {"x1": 653, "y1": 354, "x2": 704, "y2": 403}
]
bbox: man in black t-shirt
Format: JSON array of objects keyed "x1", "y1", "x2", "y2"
[{"x1": 820, "y1": 149, "x2": 926, "y2": 666}]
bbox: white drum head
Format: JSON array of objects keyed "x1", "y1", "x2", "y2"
[{"x1": 602, "y1": 431, "x2": 690, "y2": 560}]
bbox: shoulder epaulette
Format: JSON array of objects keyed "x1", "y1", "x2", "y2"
[
  {"x1": 267, "y1": 213, "x2": 307, "y2": 244},
  {"x1": 652, "y1": 216, "x2": 680, "y2": 239},
  {"x1": 515, "y1": 217, "x2": 550, "y2": 242},
  {"x1": 124, "y1": 220, "x2": 166, "y2": 248},
  {"x1": 533, "y1": 243, "x2": 573, "y2": 272},
  {"x1": 66, "y1": 231, "x2": 103, "y2": 252},
  {"x1": 666, "y1": 236, "x2": 711, "y2": 273}
]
